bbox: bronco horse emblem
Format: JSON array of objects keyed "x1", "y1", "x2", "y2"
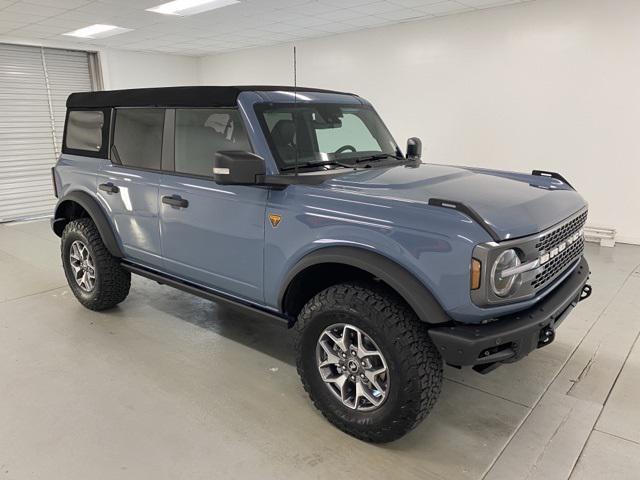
[{"x1": 268, "y1": 213, "x2": 282, "y2": 228}]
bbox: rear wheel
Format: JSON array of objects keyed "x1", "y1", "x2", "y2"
[
  {"x1": 295, "y1": 283, "x2": 443, "y2": 443},
  {"x1": 61, "y1": 218, "x2": 130, "y2": 311}
]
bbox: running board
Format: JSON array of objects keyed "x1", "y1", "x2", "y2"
[{"x1": 121, "y1": 262, "x2": 289, "y2": 326}]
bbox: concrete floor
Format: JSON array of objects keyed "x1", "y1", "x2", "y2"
[{"x1": 1, "y1": 220, "x2": 639, "y2": 480}]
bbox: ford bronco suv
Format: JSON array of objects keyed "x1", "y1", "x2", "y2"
[{"x1": 51, "y1": 86, "x2": 592, "y2": 443}]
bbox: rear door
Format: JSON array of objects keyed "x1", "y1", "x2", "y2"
[
  {"x1": 97, "y1": 107, "x2": 165, "y2": 269},
  {"x1": 159, "y1": 108, "x2": 267, "y2": 303}
]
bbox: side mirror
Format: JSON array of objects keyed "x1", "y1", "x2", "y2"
[
  {"x1": 406, "y1": 137, "x2": 422, "y2": 160},
  {"x1": 213, "y1": 151, "x2": 266, "y2": 185}
]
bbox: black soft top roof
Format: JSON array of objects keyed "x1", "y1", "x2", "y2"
[{"x1": 66, "y1": 85, "x2": 353, "y2": 108}]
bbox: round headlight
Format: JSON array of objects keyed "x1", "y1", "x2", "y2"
[{"x1": 490, "y1": 249, "x2": 521, "y2": 297}]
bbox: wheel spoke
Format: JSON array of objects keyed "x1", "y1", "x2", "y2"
[
  {"x1": 354, "y1": 328, "x2": 364, "y2": 354},
  {"x1": 355, "y1": 380, "x2": 382, "y2": 408},
  {"x1": 324, "y1": 329, "x2": 347, "y2": 353},
  {"x1": 343, "y1": 324, "x2": 359, "y2": 349},
  {"x1": 325, "y1": 373, "x2": 350, "y2": 403},
  {"x1": 318, "y1": 340, "x2": 341, "y2": 368},
  {"x1": 333, "y1": 375, "x2": 349, "y2": 405},
  {"x1": 358, "y1": 343, "x2": 383, "y2": 360},
  {"x1": 364, "y1": 367, "x2": 387, "y2": 393},
  {"x1": 70, "y1": 247, "x2": 81, "y2": 262}
]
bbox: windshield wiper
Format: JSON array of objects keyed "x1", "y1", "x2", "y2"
[
  {"x1": 280, "y1": 153, "x2": 404, "y2": 172},
  {"x1": 280, "y1": 160, "x2": 354, "y2": 172},
  {"x1": 353, "y1": 153, "x2": 404, "y2": 164}
]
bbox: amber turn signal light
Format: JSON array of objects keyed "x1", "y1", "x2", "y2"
[{"x1": 471, "y1": 258, "x2": 482, "y2": 290}]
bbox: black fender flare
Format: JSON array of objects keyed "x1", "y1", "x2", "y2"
[
  {"x1": 279, "y1": 246, "x2": 451, "y2": 325},
  {"x1": 52, "y1": 190, "x2": 124, "y2": 258}
]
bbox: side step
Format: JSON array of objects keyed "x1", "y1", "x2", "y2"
[{"x1": 121, "y1": 261, "x2": 289, "y2": 326}]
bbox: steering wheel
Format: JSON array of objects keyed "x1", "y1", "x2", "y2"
[{"x1": 334, "y1": 145, "x2": 356, "y2": 154}]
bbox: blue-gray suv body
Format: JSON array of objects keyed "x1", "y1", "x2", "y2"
[{"x1": 51, "y1": 86, "x2": 592, "y2": 442}]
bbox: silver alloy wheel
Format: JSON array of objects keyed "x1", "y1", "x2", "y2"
[
  {"x1": 316, "y1": 323, "x2": 390, "y2": 411},
  {"x1": 69, "y1": 240, "x2": 96, "y2": 292}
]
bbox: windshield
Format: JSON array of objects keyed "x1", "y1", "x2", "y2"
[{"x1": 256, "y1": 103, "x2": 402, "y2": 171}]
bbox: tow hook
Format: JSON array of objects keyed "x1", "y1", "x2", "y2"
[
  {"x1": 579, "y1": 284, "x2": 592, "y2": 302},
  {"x1": 538, "y1": 327, "x2": 555, "y2": 348}
]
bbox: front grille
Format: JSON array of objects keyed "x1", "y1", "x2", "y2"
[
  {"x1": 535, "y1": 210, "x2": 587, "y2": 252},
  {"x1": 532, "y1": 237, "x2": 584, "y2": 288},
  {"x1": 531, "y1": 211, "x2": 588, "y2": 290}
]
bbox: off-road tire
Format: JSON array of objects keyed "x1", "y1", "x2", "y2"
[
  {"x1": 295, "y1": 282, "x2": 443, "y2": 443},
  {"x1": 61, "y1": 218, "x2": 130, "y2": 311}
]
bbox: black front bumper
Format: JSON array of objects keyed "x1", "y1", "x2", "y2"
[{"x1": 429, "y1": 256, "x2": 591, "y2": 372}]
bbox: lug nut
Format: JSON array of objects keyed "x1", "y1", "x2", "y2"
[
  {"x1": 351, "y1": 350, "x2": 356, "y2": 356},
  {"x1": 360, "y1": 373, "x2": 365, "y2": 379},
  {"x1": 350, "y1": 375, "x2": 356, "y2": 381},
  {"x1": 361, "y1": 361, "x2": 366, "y2": 367},
  {"x1": 341, "y1": 353, "x2": 347, "y2": 358}
]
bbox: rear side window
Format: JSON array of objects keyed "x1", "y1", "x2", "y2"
[
  {"x1": 174, "y1": 108, "x2": 251, "y2": 177},
  {"x1": 113, "y1": 108, "x2": 164, "y2": 170},
  {"x1": 65, "y1": 110, "x2": 104, "y2": 153}
]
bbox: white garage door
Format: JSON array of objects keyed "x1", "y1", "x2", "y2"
[{"x1": 0, "y1": 43, "x2": 99, "y2": 222}]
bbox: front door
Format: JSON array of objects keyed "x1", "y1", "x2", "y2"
[{"x1": 159, "y1": 107, "x2": 267, "y2": 303}]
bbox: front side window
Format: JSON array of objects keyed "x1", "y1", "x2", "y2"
[
  {"x1": 174, "y1": 108, "x2": 251, "y2": 177},
  {"x1": 256, "y1": 103, "x2": 400, "y2": 171},
  {"x1": 113, "y1": 108, "x2": 164, "y2": 170},
  {"x1": 65, "y1": 110, "x2": 104, "y2": 152}
]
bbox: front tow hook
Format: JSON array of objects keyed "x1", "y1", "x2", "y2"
[
  {"x1": 538, "y1": 326, "x2": 556, "y2": 348},
  {"x1": 579, "y1": 284, "x2": 592, "y2": 302}
]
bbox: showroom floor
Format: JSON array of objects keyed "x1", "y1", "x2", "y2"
[{"x1": 1, "y1": 220, "x2": 639, "y2": 480}]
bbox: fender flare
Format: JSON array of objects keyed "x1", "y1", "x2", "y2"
[
  {"x1": 279, "y1": 246, "x2": 451, "y2": 325},
  {"x1": 52, "y1": 190, "x2": 124, "y2": 258}
]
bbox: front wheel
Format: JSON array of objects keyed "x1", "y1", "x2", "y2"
[{"x1": 294, "y1": 283, "x2": 443, "y2": 443}]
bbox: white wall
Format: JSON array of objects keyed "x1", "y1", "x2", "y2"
[
  {"x1": 0, "y1": 37, "x2": 200, "y2": 90},
  {"x1": 199, "y1": 0, "x2": 640, "y2": 245},
  {"x1": 100, "y1": 49, "x2": 199, "y2": 89}
]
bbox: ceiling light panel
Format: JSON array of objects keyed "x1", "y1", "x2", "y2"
[
  {"x1": 5, "y1": 0, "x2": 533, "y2": 55},
  {"x1": 147, "y1": 0, "x2": 240, "y2": 16},
  {"x1": 63, "y1": 24, "x2": 132, "y2": 38}
]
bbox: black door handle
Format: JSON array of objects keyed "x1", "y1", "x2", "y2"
[
  {"x1": 99, "y1": 182, "x2": 119, "y2": 194},
  {"x1": 162, "y1": 194, "x2": 189, "y2": 209}
]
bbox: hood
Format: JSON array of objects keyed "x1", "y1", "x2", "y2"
[{"x1": 326, "y1": 163, "x2": 587, "y2": 240}]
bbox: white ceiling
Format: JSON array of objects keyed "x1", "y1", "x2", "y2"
[{"x1": 0, "y1": 0, "x2": 532, "y2": 56}]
